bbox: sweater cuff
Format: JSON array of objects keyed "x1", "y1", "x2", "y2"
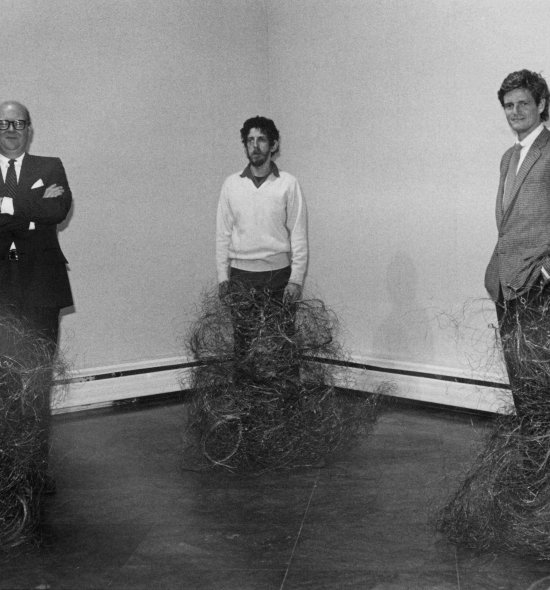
[
  {"x1": 217, "y1": 266, "x2": 229, "y2": 283},
  {"x1": 289, "y1": 272, "x2": 304, "y2": 286}
]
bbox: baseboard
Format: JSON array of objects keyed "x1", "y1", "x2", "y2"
[
  {"x1": 51, "y1": 358, "x2": 195, "y2": 414},
  {"x1": 329, "y1": 356, "x2": 511, "y2": 414},
  {"x1": 52, "y1": 355, "x2": 512, "y2": 415}
]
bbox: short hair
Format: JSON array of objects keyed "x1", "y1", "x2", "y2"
[
  {"x1": 498, "y1": 69, "x2": 550, "y2": 121},
  {"x1": 240, "y1": 116, "x2": 280, "y2": 155}
]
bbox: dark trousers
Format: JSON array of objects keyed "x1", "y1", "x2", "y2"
[
  {"x1": 16, "y1": 304, "x2": 60, "y2": 346},
  {"x1": 23, "y1": 305, "x2": 60, "y2": 468},
  {"x1": 229, "y1": 266, "x2": 291, "y2": 299},
  {"x1": 0, "y1": 302, "x2": 60, "y2": 471},
  {"x1": 495, "y1": 285, "x2": 550, "y2": 421},
  {"x1": 228, "y1": 266, "x2": 295, "y2": 379}
]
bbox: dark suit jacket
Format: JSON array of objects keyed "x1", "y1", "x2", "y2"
[
  {"x1": 0, "y1": 154, "x2": 73, "y2": 309},
  {"x1": 485, "y1": 126, "x2": 550, "y2": 301}
]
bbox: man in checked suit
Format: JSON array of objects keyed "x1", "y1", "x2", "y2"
[
  {"x1": 485, "y1": 70, "x2": 550, "y2": 421},
  {"x1": 0, "y1": 100, "x2": 73, "y2": 490}
]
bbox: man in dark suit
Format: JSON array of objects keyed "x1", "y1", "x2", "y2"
[
  {"x1": 485, "y1": 70, "x2": 550, "y2": 421},
  {"x1": 0, "y1": 100, "x2": 73, "y2": 489}
]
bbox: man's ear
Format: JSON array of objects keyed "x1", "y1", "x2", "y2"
[
  {"x1": 270, "y1": 140, "x2": 279, "y2": 154},
  {"x1": 26, "y1": 125, "x2": 34, "y2": 151}
]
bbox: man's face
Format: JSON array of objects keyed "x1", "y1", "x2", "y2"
[
  {"x1": 246, "y1": 128, "x2": 276, "y2": 169},
  {"x1": 0, "y1": 103, "x2": 30, "y2": 158},
  {"x1": 503, "y1": 88, "x2": 545, "y2": 141}
]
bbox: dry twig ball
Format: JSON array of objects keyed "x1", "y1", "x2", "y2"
[
  {"x1": 184, "y1": 285, "x2": 380, "y2": 473},
  {"x1": 438, "y1": 295, "x2": 550, "y2": 559},
  {"x1": 0, "y1": 313, "x2": 64, "y2": 549}
]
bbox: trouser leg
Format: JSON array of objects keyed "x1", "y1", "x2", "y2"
[
  {"x1": 17, "y1": 305, "x2": 59, "y2": 471},
  {"x1": 228, "y1": 267, "x2": 292, "y2": 380},
  {"x1": 496, "y1": 287, "x2": 550, "y2": 422}
]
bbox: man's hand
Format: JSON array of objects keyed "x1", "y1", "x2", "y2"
[
  {"x1": 43, "y1": 184, "x2": 64, "y2": 199},
  {"x1": 284, "y1": 282, "x2": 302, "y2": 303}
]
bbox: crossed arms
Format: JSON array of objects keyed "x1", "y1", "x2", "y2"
[{"x1": 0, "y1": 158, "x2": 72, "y2": 232}]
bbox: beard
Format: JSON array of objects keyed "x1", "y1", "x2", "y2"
[{"x1": 248, "y1": 151, "x2": 268, "y2": 168}]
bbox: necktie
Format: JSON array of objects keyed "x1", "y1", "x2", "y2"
[
  {"x1": 5, "y1": 160, "x2": 17, "y2": 260},
  {"x1": 502, "y1": 144, "x2": 522, "y2": 211}
]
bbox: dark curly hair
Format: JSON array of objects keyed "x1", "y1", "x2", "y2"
[
  {"x1": 240, "y1": 116, "x2": 280, "y2": 155},
  {"x1": 498, "y1": 70, "x2": 550, "y2": 121}
]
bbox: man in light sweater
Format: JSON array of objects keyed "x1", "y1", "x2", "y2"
[
  {"x1": 216, "y1": 116, "x2": 308, "y2": 367},
  {"x1": 216, "y1": 115, "x2": 308, "y2": 303}
]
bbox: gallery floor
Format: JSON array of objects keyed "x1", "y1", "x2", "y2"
[{"x1": 1, "y1": 395, "x2": 550, "y2": 590}]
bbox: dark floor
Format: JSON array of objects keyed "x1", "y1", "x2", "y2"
[{"x1": 1, "y1": 398, "x2": 550, "y2": 590}]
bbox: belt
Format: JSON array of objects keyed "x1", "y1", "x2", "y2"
[{"x1": 0, "y1": 250, "x2": 23, "y2": 261}]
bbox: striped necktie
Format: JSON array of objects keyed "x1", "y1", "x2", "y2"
[
  {"x1": 502, "y1": 144, "x2": 522, "y2": 211},
  {"x1": 5, "y1": 160, "x2": 17, "y2": 259}
]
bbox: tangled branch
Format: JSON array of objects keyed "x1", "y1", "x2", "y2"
[
  {"x1": 438, "y1": 295, "x2": 550, "y2": 559},
  {"x1": 0, "y1": 312, "x2": 65, "y2": 549},
  {"x1": 183, "y1": 285, "x2": 380, "y2": 473}
]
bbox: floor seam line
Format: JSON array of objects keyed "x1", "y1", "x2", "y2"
[{"x1": 278, "y1": 471, "x2": 320, "y2": 590}]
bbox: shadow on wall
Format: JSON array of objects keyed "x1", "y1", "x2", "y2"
[{"x1": 375, "y1": 251, "x2": 434, "y2": 363}]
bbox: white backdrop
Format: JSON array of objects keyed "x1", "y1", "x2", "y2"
[
  {"x1": 4, "y1": 0, "x2": 547, "y2": 409},
  {"x1": 267, "y1": 0, "x2": 550, "y2": 391}
]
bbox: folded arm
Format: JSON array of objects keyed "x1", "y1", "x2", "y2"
[{"x1": 4, "y1": 158, "x2": 72, "y2": 225}]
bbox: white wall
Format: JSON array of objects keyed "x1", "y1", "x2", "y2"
[
  {"x1": 6, "y1": 0, "x2": 550, "y2": 408},
  {"x1": 1, "y1": 0, "x2": 269, "y2": 372},
  {"x1": 266, "y1": 0, "x2": 550, "y2": 388}
]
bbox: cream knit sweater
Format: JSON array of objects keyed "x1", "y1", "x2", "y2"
[{"x1": 216, "y1": 169, "x2": 308, "y2": 285}]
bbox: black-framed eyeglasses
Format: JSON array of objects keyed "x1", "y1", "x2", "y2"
[{"x1": 0, "y1": 120, "x2": 29, "y2": 131}]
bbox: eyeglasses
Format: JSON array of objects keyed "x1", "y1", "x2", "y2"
[{"x1": 0, "y1": 120, "x2": 29, "y2": 131}]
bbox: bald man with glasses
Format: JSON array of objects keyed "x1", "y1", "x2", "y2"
[{"x1": 0, "y1": 100, "x2": 73, "y2": 492}]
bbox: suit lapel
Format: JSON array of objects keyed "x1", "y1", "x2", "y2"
[
  {"x1": 18, "y1": 154, "x2": 38, "y2": 191},
  {"x1": 0, "y1": 154, "x2": 35, "y2": 197},
  {"x1": 496, "y1": 148, "x2": 513, "y2": 226},
  {"x1": 500, "y1": 127, "x2": 550, "y2": 227}
]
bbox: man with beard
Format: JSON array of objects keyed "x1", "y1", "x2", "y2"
[{"x1": 216, "y1": 116, "x2": 308, "y2": 372}]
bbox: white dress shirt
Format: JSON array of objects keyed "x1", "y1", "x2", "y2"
[
  {"x1": 514, "y1": 123, "x2": 545, "y2": 171},
  {"x1": 0, "y1": 153, "x2": 34, "y2": 241}
]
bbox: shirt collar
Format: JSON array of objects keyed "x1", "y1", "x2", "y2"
[
  {"x1": 240, "y1": 161, "x2": 280, "y2": 181},
  {"x1": 0, "y1": 153, "x2": 25, "y2": 167},
  {"x1": 517, "y1": 123, "x2": 545, "y2": 150}
]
